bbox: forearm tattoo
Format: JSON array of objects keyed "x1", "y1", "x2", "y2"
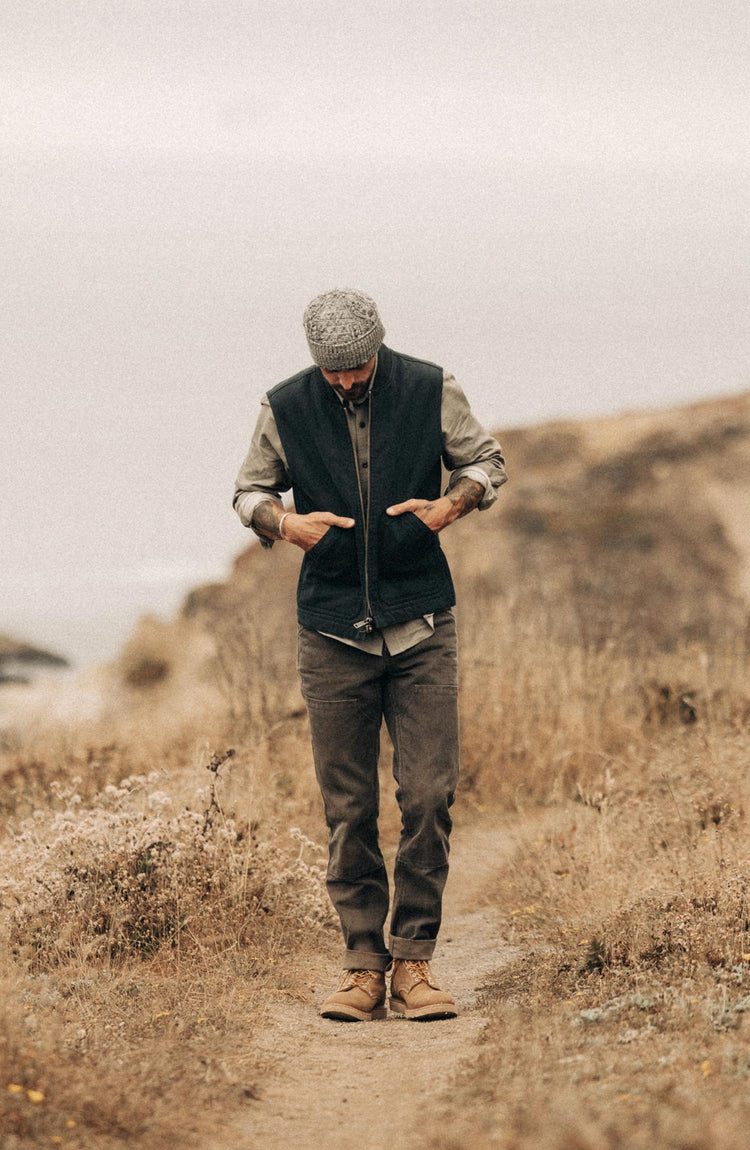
[
  {"x1": 446, "y1": 477, "x2": 484, "y2": 519},
  {"x1": 252, "y1": 500, "x2": 284, "y2": 540}
]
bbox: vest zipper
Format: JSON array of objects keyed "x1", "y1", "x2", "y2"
[{"x1": 352, "y1": 392, "x2": 374, "y2": 634}]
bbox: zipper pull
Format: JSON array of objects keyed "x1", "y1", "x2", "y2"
[{"x1": 354, "y1": 617, "x2": 374, "y2": 635}]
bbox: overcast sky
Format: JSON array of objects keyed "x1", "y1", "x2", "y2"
[{"x1": 2, "y1": 1, "x2": 748, "y2": 663}]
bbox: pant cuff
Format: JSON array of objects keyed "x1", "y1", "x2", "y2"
[
  {"x1": 342, "y1": 948, "x2": 392, "y2": 971},
  {"x1": 389, "y1": 934, "x2": 437, "y2": 961}
]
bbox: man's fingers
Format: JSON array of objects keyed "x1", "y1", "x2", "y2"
[
  {"x1": 386, "y1": 499, "x2": 424, "y2": 516},
  {"x1": 319, "y1": 512, "x2": 355, "y2": 528}
]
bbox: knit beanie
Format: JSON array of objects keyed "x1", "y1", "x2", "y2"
[{"x1": 303, "y1": 289, "x2": 385, "y2": 370}]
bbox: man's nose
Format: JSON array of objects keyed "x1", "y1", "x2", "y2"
[{"x1": 338, "y1": 373, "x2": 357, "y2": 389}]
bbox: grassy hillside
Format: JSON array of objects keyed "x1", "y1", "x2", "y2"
[{"x1": 1, "y1": 391, "x2": 750, "y2": 1147}]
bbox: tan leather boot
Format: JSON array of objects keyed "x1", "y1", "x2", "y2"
[
  {"x1": 319, "y1": 969, "x2": 387, "y2": 1021},
  {"x1": 389, "y1": 959, "x2": 458, "y2": 1020}
]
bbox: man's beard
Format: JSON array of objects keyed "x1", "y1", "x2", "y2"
[{"x1": 334, "y1": 378, "x2": 372, "y2": 404}]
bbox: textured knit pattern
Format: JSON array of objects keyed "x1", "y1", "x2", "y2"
[{"x1": 303, "y1": 289, "x2": 385, "y2": 369}]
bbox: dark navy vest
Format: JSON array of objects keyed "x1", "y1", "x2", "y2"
[{"x1": 268, "y1": 345, "x2": 456, "y2": 640}]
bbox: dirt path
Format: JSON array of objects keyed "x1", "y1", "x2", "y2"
[{"x1": 224, "y1": 815, "x2": 519, "y2": 1150}]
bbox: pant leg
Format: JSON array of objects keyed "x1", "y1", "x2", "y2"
[
  {"x1": 297, "y1": 627, "x2": 391, "y2": 971},
  {"x1": 382, "y1": 611, "x2": 460, "y2": 960}
]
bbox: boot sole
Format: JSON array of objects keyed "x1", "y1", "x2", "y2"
[
  {"x1": 319, "y1": 1004, "x2": 387, "y2": 1022},
  {"x1": 389, "y1": 997, "x2": 458, "y2": 1021}
]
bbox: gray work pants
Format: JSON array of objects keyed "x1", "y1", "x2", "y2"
[{"x1": 297, "y1": 611, "x2": 459, "y2": 970}]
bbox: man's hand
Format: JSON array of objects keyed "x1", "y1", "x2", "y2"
[
  {"x1": 386, "y1": 478, "x2": 485, "y2": 533},
  {"x1": 251, "y1": 500, "x2": 354, "y2": 551},
  {"x1": 385, "y1": 496, "x2": 456, "y2": 533},
  {"x1": 282, "y1": 511, "x2": 355, "y2": 552}
]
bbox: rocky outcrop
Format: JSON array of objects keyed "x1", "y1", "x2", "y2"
[{"x1": 0, "y1": 636, "x2": 70, "y2": 685}]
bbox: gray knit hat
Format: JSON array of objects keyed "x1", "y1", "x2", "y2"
[{"x1": 303, "y1": 289, "x2": 385, "y2": 370}]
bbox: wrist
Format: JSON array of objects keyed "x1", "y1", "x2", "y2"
[
  {"x1": 445, "y1": 480, "x2": 483, "y2": 522},
  {"x1": 442, "y1": 495, "x2": 462, "y2": 525}
]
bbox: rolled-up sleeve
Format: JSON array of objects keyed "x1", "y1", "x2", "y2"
[
  {"x1": 441, "y1": 372, "x2": 507, "y2": 509},
  {"x1": 232, "y1": 396, "x2": 291, "y2": 546}
]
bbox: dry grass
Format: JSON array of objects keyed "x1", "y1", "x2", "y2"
[
  {"x1": 456, "y1": 597, "x2": 750, "y2": 808},
  {"x1": 0, "y1": 737, "x2": 336, "y2": 1148},
  {"x1": 417, "y1": 641, "x2": 750, "y2": 1149},
  {"x1": 1, "y1": 959, "x2": 264, "y2": 1148}
]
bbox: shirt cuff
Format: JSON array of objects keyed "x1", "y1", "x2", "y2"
[{"x1": 445, "y1": 466, "x2": 497, "y2": 510}]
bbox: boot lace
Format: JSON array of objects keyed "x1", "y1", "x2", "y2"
[
  {"x1": 339, "y1": 969, "x2": 381, "y2": 991},
  {"x1": 399, "y1": 959, "x2": 439, "y2": 988}
]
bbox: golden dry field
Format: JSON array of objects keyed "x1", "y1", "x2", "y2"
[{"x1": 2, "y1": 392, "x2": 750, "y2": 1149}]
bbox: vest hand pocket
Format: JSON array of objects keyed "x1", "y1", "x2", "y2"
[
  {"x1": 379, "y1": 510, "x2": 439, "y2": 579},
  {"x1": 303, "y1": 524, "x2": 359, "y2": 583}
]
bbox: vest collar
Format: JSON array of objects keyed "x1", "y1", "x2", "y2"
[{"x1": 315, "y1": 345, "x2": 395, "y2": 407}]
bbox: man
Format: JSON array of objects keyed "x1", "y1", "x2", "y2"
[{"x1": 233, "y1": 289, "x2": 506, "y2": 1022}]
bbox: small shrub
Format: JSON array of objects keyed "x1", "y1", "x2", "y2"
[
  {"x1": 2, "y1": 757, "x2": 334, "y2": 970},
  {"x1": 122, "y1": 655, "x2": 170, "y2": 687}
]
